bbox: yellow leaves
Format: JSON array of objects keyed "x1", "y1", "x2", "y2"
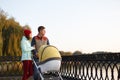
[
  {"x1": 59, "y1": 51, "x2": 73, "y2": 56},
  {"x1": 0, "y1": 9, "x2": 32, "y2": 56},
  {"x1": 0, "y1": 9, "x2": 24, "y2": 56}
]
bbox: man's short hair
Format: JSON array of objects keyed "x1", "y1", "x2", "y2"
[{"x1": 38, "y1": 26, "x2": 45, "y2": 32}]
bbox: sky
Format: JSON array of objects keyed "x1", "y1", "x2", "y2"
[{"x1": 0, "y1": 0, "x2": 120, "y2": 53}]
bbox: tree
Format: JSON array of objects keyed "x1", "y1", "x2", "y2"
[
  {"x1": 2, "y1": 18, "x2": 23, "y2": 56},
  {"x1": 73, "y1": 50, "x2": 82, "y2": 55},
  {"x1": 0, "y1": 9, "x2": 7, "y2": 56},
  {"x1": 0, "y1": 9, "x2": 25, "y2": 56},
  {"x1": 0, "y1": 9, "x2": 32, "y2": 56},
  {"x1": 59, "y1": 51, "x2": 72, "y2": 56}
]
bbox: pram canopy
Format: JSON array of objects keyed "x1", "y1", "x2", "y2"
[{"x1": 38, "y1": 45, "x2": 61, "y2": 63}]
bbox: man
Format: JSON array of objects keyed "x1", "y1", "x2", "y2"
[{"x1": 31, "y1": 26, "x2": 50, "y2": 80}]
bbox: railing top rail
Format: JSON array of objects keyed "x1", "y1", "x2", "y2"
[
  {"x1": 0, "y1": 53, "x2": 120, "y2": 62},
  {"x1": 62, "y1": 53, "x2": 120, "y2": 62},
  {"x1": 0, "y1": 56, "x2": 20, "y2": 61}
]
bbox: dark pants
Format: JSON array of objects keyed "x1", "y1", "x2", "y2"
[
  {"x1": 33, "y1": 57, "x2": 39, "y2": 80},
  {"x1": 22, "y1": 60, "x2": 33, "y2": 80}
]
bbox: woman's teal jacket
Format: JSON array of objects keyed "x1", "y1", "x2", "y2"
[{"x1": 21, "y1": 36, "x2": 35, "y2": 61}]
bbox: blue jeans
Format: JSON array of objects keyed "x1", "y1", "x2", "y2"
[{"x1": 33, "y1": 57, "x2": 39, "y2": 80}]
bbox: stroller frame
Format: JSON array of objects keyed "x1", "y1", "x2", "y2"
[{"x1": 32, "y1": 58, "x2": 63, "y2": 80}]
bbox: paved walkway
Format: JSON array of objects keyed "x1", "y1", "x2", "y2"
[
  {"x1": 0, "y1": 76, "x2": 33, "y2": 80},
  {"x1": 0, "y1": 76, "x2": 66, "y2": 80}
]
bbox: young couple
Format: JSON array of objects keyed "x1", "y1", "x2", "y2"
[{"x1": 21, "y1": 26, "x2": 50, "y2": 80}]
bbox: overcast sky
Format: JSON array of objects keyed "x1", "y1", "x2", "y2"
[{"x1": 0, "y1": 0, "x2": 120, "y2": 53}]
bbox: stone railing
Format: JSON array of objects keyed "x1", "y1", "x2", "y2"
[
  {"x1": 0, "y1": 56, "x2": 23, "y2": 77},
  {"x1": 60, "y1": 53, "x2": 120, "y2": 80},
  {"x1": 0, "y1": 53, "x2": 120, "y2": 80}
]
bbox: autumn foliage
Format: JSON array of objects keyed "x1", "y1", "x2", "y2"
[{"x1": 0, "y1": 9, "x2": 24, "y2": 56}]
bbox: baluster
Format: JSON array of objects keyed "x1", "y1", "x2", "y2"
[{"x1": 118, "y1": 66, "x2": 120, "y2": 79}]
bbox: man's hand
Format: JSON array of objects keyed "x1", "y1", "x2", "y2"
[{"x1": 35, "y1": 53, "x2": 39, "y2": 59}]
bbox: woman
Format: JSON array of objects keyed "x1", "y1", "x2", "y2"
[{"x1": 21, "y1": 29, "x2": 35, "y2": 80}]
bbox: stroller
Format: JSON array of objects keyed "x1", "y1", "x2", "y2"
[{"x1": 32, "y1": 45, "x2": 63, "y2": 80}]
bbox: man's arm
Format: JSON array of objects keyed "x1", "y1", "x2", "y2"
[
  {"x1": 47, "y1": 38, "x2": 50, "y2": 45},
  {"x1": 31, "y1": 37, "x2": 37, "y2": 55},
  {"x1": 31, "y1": 37, "x2": 36, "y2": 46}
]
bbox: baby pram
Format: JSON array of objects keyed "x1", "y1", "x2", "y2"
[{"x1": 32, "y1": 45, "x2": 63, "y2": 80}]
